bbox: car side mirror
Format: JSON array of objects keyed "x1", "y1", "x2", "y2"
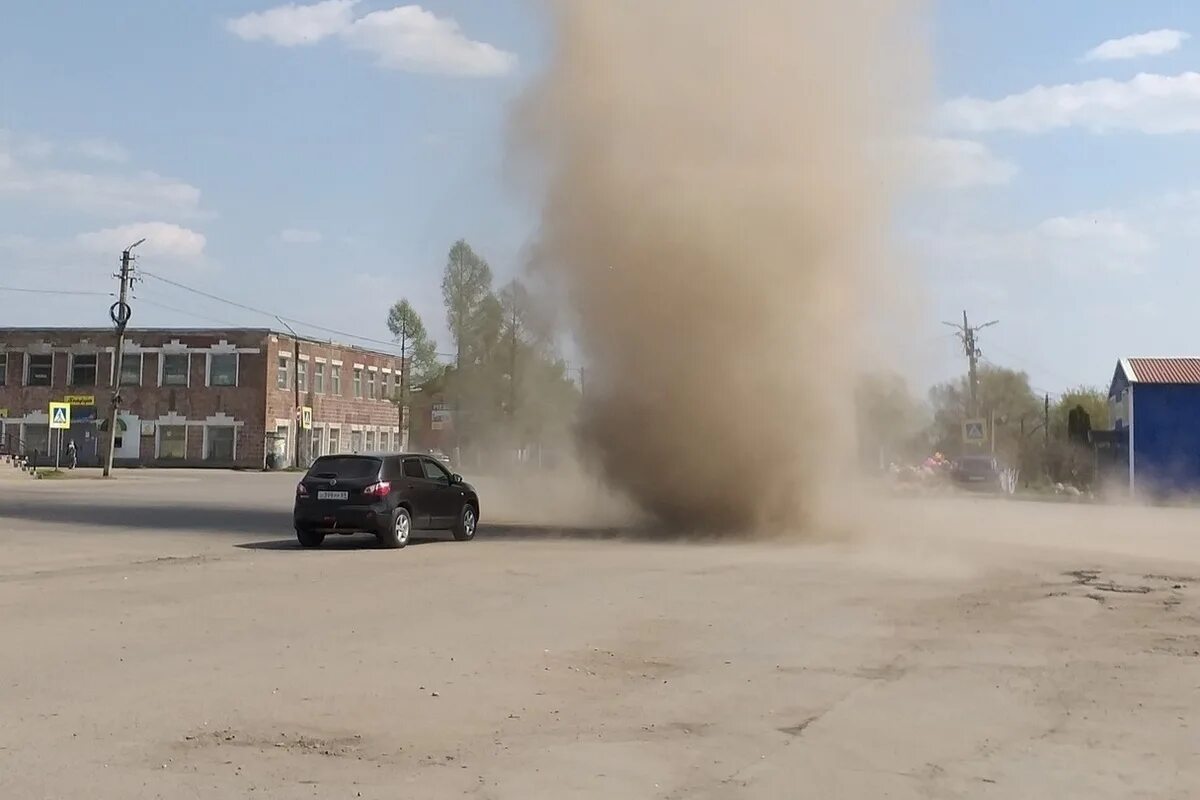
[{"x1": 451, "y1": 473, "x2": 463, "y2": 485}]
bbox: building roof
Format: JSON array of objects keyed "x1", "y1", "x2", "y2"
[
  {"x1": 1122, "y1": 358, "x2": 1200, "y2": 385},
  {"x1": 0, "y1": 326, "x2": 405, "y2": 360}
]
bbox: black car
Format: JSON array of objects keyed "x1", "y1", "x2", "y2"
[
  {"x1": 951, "y1": 454, "x2": 1001, "y2": 490},
  {"x1": 294, "y1": 453, "x2": 480, "y2": 549}
]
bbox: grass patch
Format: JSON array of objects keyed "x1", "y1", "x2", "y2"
[{"x1": 36, "y1": 469, "x2": 68, "y2": 479}]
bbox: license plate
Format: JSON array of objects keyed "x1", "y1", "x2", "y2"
[{"x1": 318, "y1": 491, "x2": 349, "y2": 501}]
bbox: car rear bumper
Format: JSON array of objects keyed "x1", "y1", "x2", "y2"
[{"x1": 294, "y1": 502, "x2": 389, "y2": 532}]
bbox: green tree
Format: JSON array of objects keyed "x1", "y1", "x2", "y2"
[
  {"x1": 1051, "y1": 386, "x2": 1109, "y2": 438},
  {"x1": 929, "y1": 365, "x2": 1041, "y2": 460},
  {"x1": 385, "y1": 299, "x2": 440, "y2": 385},
  {"x1": 854, "y1": 372, "x2": 930, "y2": 466},
  {"x1": 442, "y1": 240, "x2": 495, "y2": 369}
]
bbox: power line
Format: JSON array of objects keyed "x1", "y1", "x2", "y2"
[
  {"x1": 979, "y1": 356, "x2": 1061, "y2": 399},
  {"x1": 983, "y1": 342, "x2": 1077, "y2": 389},
  {"x1": 139, "y1": 270, "x2": 408, "y2": 353},
  {"x1": 0, "y1": 286, "x2": 113, "y2": 297},
  {"x1": 132, "y1": 292, "x2": 242, "y2": 328}
]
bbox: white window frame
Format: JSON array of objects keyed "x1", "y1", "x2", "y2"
[
  {"x1": 297, "y1": 358, "x2": 308, "y2": 393},
  {"x1": 155, "y1": 424, "x2": 189, "y2": 460},
  {"x1": 366, "y1": 368, "x2": 377, "y2": 400},
  {"x1": 119, "y1": 352, "x2": 143, "y2": 387},
  {"x1": 25, "y1": 352, "x2": 54, "y2": 387},
  {"x1": 331, "y1": 365, "x2": 342, "y2": 396},
  {"x1": 206, "y1": 353, "x2": 240, "y2": 388},
  {"x1": 353, "y1": 367, "x2": 363, "y2": 399},
  {"x1": 69, "y1": 352, "x2": 99, "y2": 388},
  {"x1": 159, "y1": 353, "x2": 191, "y2": 388},
  {"x1": 327, "y1": 427, "x2": 341, "y2": 454},
  {"x1": 0, "y1": 351, "x2": 7, "y2": 386},
  {"x1": 313, "y1": 362, "x2": 325, "y2": 394},
  {"x1": 276, "y1": 354, "x2": 291, "y2": 391},
  {"x1": 202, "y1": 424, "x2": 237, "y2": 461}
]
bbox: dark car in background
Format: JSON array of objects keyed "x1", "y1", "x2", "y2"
[
  {"x1": 294, "y1": 453, "x2": 480, "y2": 549},
  {"x1": 951, "y1": 454, "x2": 1002, "y2": 491}
]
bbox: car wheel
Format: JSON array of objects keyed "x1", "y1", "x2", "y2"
[
  {"x1": 453, "y1": 504, "x2": 478, "y2": 542},
  {"x1": 296, "y1": 528, "x2": 325, "y2": 548},
  {"x1": 378, "y1": 507, "x2": 412, "y2": 549}
]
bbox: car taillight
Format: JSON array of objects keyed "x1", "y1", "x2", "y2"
[
  {"x1": 363, "y1": 481, "x2": 391, "y2": 498},
  {"x1": 296, "y1": 482, "x2": 309, "y2": 498}
]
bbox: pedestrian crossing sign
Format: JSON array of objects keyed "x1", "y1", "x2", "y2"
[
  {"x1": 49, "y1": 402, "x2": 71, "y2": 430},
  {"x1": 962, "y1": 418, "x2": 987, "y2": 443}
]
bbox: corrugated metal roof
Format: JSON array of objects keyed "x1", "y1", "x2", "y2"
[{"x1": 1126, "y1": 358, "x2": 1200, "y2": 384}]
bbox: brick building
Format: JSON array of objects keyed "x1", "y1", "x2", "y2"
[{"x1": 0, "y1": 328, "x2": 407, "y2": 469}]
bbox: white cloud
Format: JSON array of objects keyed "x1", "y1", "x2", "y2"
[
  {"x1": 344, "y1": 6, "x2": 517, "y2": 76},
  {"x1": 0, "y1": 129, "x2": 54, "y2": 160},
  {"x1": 909, "y1": 137, "x2": 1018, "y2": 189},
  {"x1": 227, "y1": 2, "x2": 516, "y2": 77},
  {"x1": 279, "y1": 228, "x2": 323, "y2": 244},
  {"x1": 1084, "y1": 29, "x2": 1189, "y2": 62},
  {"x1": 0, "y1": 134, "x2": 200, "y2": 218},
  {"x1": 226, "y1": 0, "x2": 358, "y2": 45},
  {"x1": 942, "y1": 72, "x2": 1200, "y2": 134},
  {"x1": 73, "y1": 138, "x2": 131, "y2": 163},
  {"x1": 77, "y1": 222, "x2": 207, "y2": 261},
  {"x1": 920, "y1": 210, "x2": 1155, "y2": 276}
]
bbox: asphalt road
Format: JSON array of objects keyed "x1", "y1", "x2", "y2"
[{"x1": 0, "y1": 469, "x2": 1197, "y2": 799}]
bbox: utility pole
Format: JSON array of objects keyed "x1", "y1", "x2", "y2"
[
  {"x1": 579, "y1": 365, "x2": 586, "y2": 399},
  {"x1": 397, "y1": 324, "x2": 408, "y2": 451},
  {"x1": 509, "y1": 304, "x2": 518, "y2": 420},
  {"x1": 944, "y1": 310, "x2": 998, "y2": 418},
  {"x1": 104, "y1": 239, "x2": 145, "y2": 478},
  {"x1": 1044, "y1": 393, "x2": 1050, "y2": 447},
  {"x1": 275, "y1": 317, "x2": 302, "y2": 469}
]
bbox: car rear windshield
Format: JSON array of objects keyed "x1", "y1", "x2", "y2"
[{"x1": 307, "y1": 456, "x2": 381, "y2": 480}]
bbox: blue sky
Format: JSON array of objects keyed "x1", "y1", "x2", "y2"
[{"x1": 3, "y1": 1, "x2": 1200, "y2": 395}]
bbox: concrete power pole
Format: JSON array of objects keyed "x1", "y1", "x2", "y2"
[
  {"x1": 397, "y1": 324, "x2": 408, "y2": 451},
  {"x1": 274, "y1": 317, "x2": 302, "y2": 469},
  {"x1": 103, "y1": 238, "x2": 145, "y2": 478},
  {"x1": 944, "y1": 310, "x2": 998, "y2": 418}
]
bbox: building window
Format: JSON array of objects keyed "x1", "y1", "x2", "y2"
[
  {"x1": 331, "y1": 365, "x2": 341, "y2": 395},
  {"x1": 120, "y1": 353, "x2": 142, "y2": 386},
  {"x1": 162, "y1": 354, "x2": 189, "y2": 386},
  {"x1": 353, "y1": 368, "x2": 363, "y2": 398},
  {"x1": 350, "y1": 430, "x2": 363, "y2": 452},
  {"x1": 23, "y1": 424, "x2": 49, "y2": 455},
  {"x1": 205, "y1": 426, "x2": 235, "y2": 461},
  {"x1": 27, "y1": 354, "x2": 53, "y2": 386},
  {"x1": 70, "y1": 354, "x2": 98, "y2": 386},
  {"x1": 367, "y1": 371, "x2": 377, "y2": 400},
  {"x1": 365, "y1": 430, "x2": 376, "y2": 451},
  {"x1": 312, "y1": 428, "x2": 324, "y2": 459},
  {"x1": 209, "y1": 354, "x2": 238, "y2": 387},
  {"x1": 297, "y1": 360, "x2": 308, "y2": 393},
  {"x1": 328, "y1": 427, "x2": 340, "y2": 454},
  {"x1": 314, "y1": 363, "x2": 325, "y2": 394},
  {"x1": 0, "y1": 352, "x2": 7, "y2": 386},
  {"x1": 275, "y1": 424, "x2": 289, "y2": 459},
  {"x1": 379, "y1": 431, "x2": 390, "y2": 452},
  {"x1": 276, "y1": 356, "x2": 290, "y2": 390},
  {"x1": 158, "y1": 425, "x2": 187, "y2": 459}
]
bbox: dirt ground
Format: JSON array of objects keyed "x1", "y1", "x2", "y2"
[{"x1": 0, "y1": 469, "x2": 1196, "y2": 799}]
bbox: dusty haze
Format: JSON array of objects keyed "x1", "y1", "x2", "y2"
[{"x1": 514, "y1": 1, "x2": 929, "y2": 531}]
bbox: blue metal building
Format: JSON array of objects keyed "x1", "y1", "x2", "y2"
[{"x1": 1109, "y1": 358, "x2": 1200, "y2": 495}]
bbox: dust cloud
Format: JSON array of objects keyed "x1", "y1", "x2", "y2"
[{"x1": 513, "y1": 1, "x2": 929, "y2": 532}]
